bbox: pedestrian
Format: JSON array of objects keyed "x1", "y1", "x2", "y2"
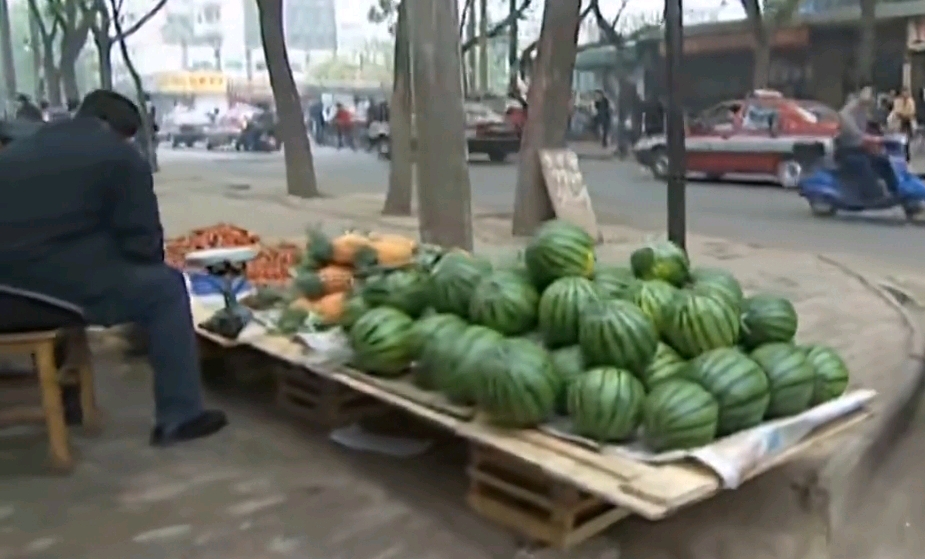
[
  {"x1": 593, "y1": 89, "x2": 611, "y2": 148},
  {"x1": 890, "y1": 87, "x2": 916, "y2": 161},
  {"x1": 0, "y1": 89, "x2": 227, "y2": 445},
  {"x1": 308, "y1": 98, "x2": 325, "y2": 143},
  {"x1": 334, "y1": 102, "x2": 354, "y2": 150}
]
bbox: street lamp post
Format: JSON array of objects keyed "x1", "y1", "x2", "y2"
[{"x1": 663, "y1": 0, "x2": 686, "y2": 249}]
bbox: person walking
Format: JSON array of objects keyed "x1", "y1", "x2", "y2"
[
  {"x1": 593, "y1": 90, "x2": 612, "y2": 148},
  {"x1": 334, "y1": 103, "x2": 355, "y2": 150},
  {"x1": 890, "y1": 87, "x2": 916, "y2": 161}
]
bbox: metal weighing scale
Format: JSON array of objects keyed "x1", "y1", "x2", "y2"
[{"x1": 185, "y1": 246, "x2": 260, "y2": 339}]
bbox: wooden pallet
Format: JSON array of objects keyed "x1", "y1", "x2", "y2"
[
  {"x1": 275, "y1": 363, "x2": 387, "y2": 427},
  {"x1": 466, "y1": 444, "x2": 630, "y2": 549}
]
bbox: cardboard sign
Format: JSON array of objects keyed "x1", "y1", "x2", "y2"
[{"x1": 538, "y1": 149, "x2": 601, "y2": 242}]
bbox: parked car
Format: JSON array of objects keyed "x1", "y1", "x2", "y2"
[{"x1": 633, "y1": 89, "x2": 841, "y2": 188}]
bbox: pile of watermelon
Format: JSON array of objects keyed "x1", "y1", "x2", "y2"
[{"x1": 341, "y1": 220, "x2": 851, "y2": 451}]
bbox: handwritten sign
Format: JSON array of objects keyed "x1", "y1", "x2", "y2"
[{"x1": 538, "y1": 149, "x2": 601, "y2": 242}]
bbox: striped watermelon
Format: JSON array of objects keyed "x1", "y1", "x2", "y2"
[
  {"x1": 750, "y1": 342, "x2": 815, "y2": 418},
  {"x1": 688, "y1": 348, "x2": 770, "y2": 435},
  {"x1": 803, "y1": 344, "x2": 850, "y2": 405},
  {"x1": 550, "y1": 345, "x2": 586, "y2": 413},
  {"x1": 429, "y1": 251, "x2": 492, "y2": 318},
  {"x1": 567, "y1": 367, "x2": 646, "y2": 442},
  {"x1": 339, "y1": 294, "x2": 370, "y2": 331},
  {"x1": 524, "y1": 220, "x2": 596, "y2": 289},
  {"x1": 469, "y1": 271, "x2": 540, "y2": 336},
  {"x1": 740, "y1": 295, "x2": 798, "y2": 349},
  {"x1": 361, "y1": 268, "x2": 431, "y2": 318},
  {"x1": 414, "y1": 320, "x2": 469, "y2": 389},
  {"x1": 630, "y1": 240, "x2": 690, "y2": 286},
  {"x1": 663, "y1": 291, "x2": 740, "y2": 358},
  {"x1": 690, "y1": 268, "x2": 744, "y2": 309},
  {"x1": 475, "y1": 338, "x2": 560, "y2": 427},
  {"x1": 407, "y1": 312, "x2": 466, "y2": 359},
  {"x1": 438, "y1": 326, "x2": 504, "y2": 405},
  {"x1": 593, "y1": 266, "x2": 638, "y2": 299},
  {"x1": 642, "y1": 379, "x2": 720, "y2": 452},
  {"x1": 578, "y1": 299, "x2": 659, "y2": 375},
  {"x1": 632, "y1": 279, "x2": 678, "y2": 333},
  {"x1": 349, "y1": 307, "x2": 415, "y2": 377},
  {"x1": 642, "y1": 342, "x2": 688, "y2": 390},
  {"x1": 538, "y1": 277, "x2": 602, "y2": 348}
]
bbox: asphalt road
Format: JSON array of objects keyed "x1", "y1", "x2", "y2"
[{"x1": 159, "y1": 146, "x2": 925, "y2": 273}]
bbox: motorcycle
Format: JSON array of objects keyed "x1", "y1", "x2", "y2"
[
  {"x1": 797, "y1": 133, "x2": 925, "y2": 220},
  {"x1": 235, "y1": 130, "x2": 280, "y2": 152}
]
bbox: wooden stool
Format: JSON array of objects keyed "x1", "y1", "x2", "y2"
[{"x1": 0, "y1": 328, "x2": 101, "y2": 473}]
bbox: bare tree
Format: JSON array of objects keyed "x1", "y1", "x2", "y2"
[
  {"x1": 86, "y1": 0, "x2": 167, "y2": 89},
  {"x1": 408, "y1": 0, "x2": 472, "y2": 249},
  {"x1": 382, "y1": 0, "x2": 413, "y2": 216},
  {"x1": 511, "y1": 0, "x2": 582, "y2": 236},
  {"x1": 740, "y1": 0, "x2": 805, "y2": 89},
  {"x1": 48, "y1": 0, "x2": 93, "y2": 103},
  {"x1": 256, "y1": 0, "x2": 319, "y2": 197},
  {"x1": 27, "y1": 0, "x2": 62, "y2": 104},
  {"x1": 0, "y1": 0, "x2": 16, "y2": 103},
  {"x1": 856, "y1": 0, "x2": 877, "y2": 87}
]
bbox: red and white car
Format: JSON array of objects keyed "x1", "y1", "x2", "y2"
[{"x1": 633, "y1": 90, "x2": 840, "y2": 188}]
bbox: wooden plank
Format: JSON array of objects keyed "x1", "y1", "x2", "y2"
[
  {"x1": 339, "y1": 366, "x2": 476, "y2": 420},
  {"x1": 332, "y1": 372, "x2": 462, "y2": 432}
]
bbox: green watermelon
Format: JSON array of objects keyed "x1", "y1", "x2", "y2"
[
  {"x1": 567, "y1": 367, "x2": 645, "y2": 442},
  {"x1": 339, "y1": 294, "x2": 370, "y2": 331},
  {"x1": 414, "y1": 322, "x2": 469, "y2": 389},
  {"x1": 803, "y1": 344, "x2": 850, "y2": 405},
  {"x1": 429, "y1": 251, "x2": 492, "y2": 318},
  {"x1": 593, "y1": 266, "x2": 637, "y2": 299},
  {"x1": 475, "y1": 338, "x2": 560, "y2": 427},
  {"x1": 663, "y1": 291, "x2": 740, "y2": 358},
  {"x1": 642, "y1": 343, "x2": 688, "y2": 389},
  {"x1": 349, "y1": 307, "x2": 415, "y2": 377},
  {"x1": 578, "y1": 299, "x2": 659, "y2": 374},
  {"x1": 524, "y1": 220, "x2": 596, "y2": 289},
  {"x1": 407, "y1": 313, "x2": 466, "y2": 359},
  {"x1": 629, "y1": 240, "x2": 690, "y2": 286},
  {"x1": 361, "y1": 268, "x2": 431, "y2": 318},
  {"x1": 632, "y1": 279, "x2": 678, "y2": 333},
  {"x1": 538, "y1": 277, "x2": 602, "y2": 348},
  {"x1": 740, "y1": 295, "x2": 798, "y2": 349},
  {"x1": 750, "y1": 342, "x2": 815, "y2": 418},
  {"x1": 642, "y1": 379, "x2": 719, "y2": 452},
  {"x1": 469, "y1": 271, "x2": 540, "y2": 336},
  {"x1": 690, "y1": 268, "x2": 744, "y2": 309},
  {"x1": 687, "y1": 348, "x2": 770, "y2": 435},
  {"x1": 550, "y1": 345, "x2": 586, "y2": 414},
  {"x1": 438, "y1": 326, "x2": 504, "y2": 405}
]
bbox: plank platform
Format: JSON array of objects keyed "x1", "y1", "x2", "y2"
[{"x1": 275, "y1": 362, "x2": 387, "y2": 428}]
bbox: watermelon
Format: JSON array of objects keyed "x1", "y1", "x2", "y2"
[
  {"x1": 642, "y1": 343, "x2": 688, "y2": 389},
  {"x1": 349, "y1": 307, "x2": 415, "y2": 377},
  {"x1": 407, "y1": 313, "x2": 466, "y2": 359},
  {"x1": 438, "y1": 326, "x2": 504, "y2": 405},
  {"x1": 740, "y1": 295, "x2": 798, "y2": 349},
  {"x1": 663, "y1": 291, "x2": 740, "y2": 358},
  {"x1": 803, "y1": 344, "x2": 850, "y2": 405},
  {"x1": 593, "y1": 266, "x2": 637, "y2": 299},
  {"x1": 690, "y1": 268, "x2": 744, "y2": 308},
  {"x1": 538, "y1": 277, "x2": 602, "y2": 348},
  {"x1": 414, "y1": 322, "x2": 469, "y2": 389},
  {"x1": 429, "y1": 252, "x2": 492, "y2": 318},
  {"x1": 524, "y1": 220, "x2": 596, "y2": 289},
  {"x1": 629, "y1": 240, "x2": 690, "y2": 286},
  {"x1": 579, "y1": 299, "x2": 659, "y2": 374},
  {"x1": 339, "y1": 294, "x2": 370, "y2": 331},
  {"x1": 687, "y1": 348, "x2": 770, "y2": 435},
  {"x1": 550, "y1": 345, "x2": 586, "y2": 413},
  {"x1": 567, "y1": 367, "x2": 645, "y2": 442},
  {"x1": 361, "y1": 268, "x2": 431, "y2": 318},
  {"x1": 642, "y1": 379, "x2": 720, "y2": 452},
  {"x1": 475, "y1": 338, "x2": 560, "y2": 427},
  {"x1": 750, "y1": 342, "x2": 815, "y2": 418},
  {"x1": 632, "y1": 279, "x2": 677, "y2": 333},
  {"x1": 469, "y1": 271, "x2": 540, "y2": 336}
]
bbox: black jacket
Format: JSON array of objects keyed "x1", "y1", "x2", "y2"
[{"x1": 0, "y1": 117, "x2": 164, "y2": 324}]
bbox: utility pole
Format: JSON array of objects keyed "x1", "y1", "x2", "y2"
[
  {"x1": 664, "y1": 0, "x2": 686, "y2": 249},
  {"x1": 478, "y1": 0, "x2": 488, "y2": 92}
]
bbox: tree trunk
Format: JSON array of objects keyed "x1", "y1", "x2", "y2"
[
  {"x1": 29, "y1": 10, "x2": 42, "y2": 99},
  {"x1": 382, "y1": 0, "x2": 414, "y2": 217},
  {"x1": 478, "y1": 0, "x2": 488, "y2": 92},
  {"x1": 256, "y1": 0, "x2": 319, "y2": 198},
  {"x1": 59, "y1": 24, "x2": 90, "y2": 104},
  {"x1": 113, "y1": 14, "x2": 156, "y2": 170},
  {"x1": 95, "y1": 37, "x2": 113, "y2": 89},
  {"x1": 752, "y1": 32, "x2": 771, "y2": 89},
  {"x1": 856, "y1": 0, "x2": 877, "y2": 85},
  {"x1": 60, "y1": 63, "x2": 80, "y2": 102},
  {"x1": 0, "y1": 0, "x2": 17, "y2": 101},
  {"x1": 42, "y1": 44, "x2": 62, "y2": 105},
  {"x1": 409, "y1": 0, "x2": 473, "y2": 249},
  {"x1": 507, "y1": 0, "x2": 519, "y2": 92},
  {"x1": 511, "y1": 0, "x2": 581, "y2": 236},
  {"x1": 465, "y1": 2, "x2": 477, "y2": 95}
]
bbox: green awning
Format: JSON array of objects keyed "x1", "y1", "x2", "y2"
[{"x1": 574, "y1": 44, "x2": 640, "y2": 71}]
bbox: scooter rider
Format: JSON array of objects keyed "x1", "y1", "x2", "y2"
[{"x1": 835, "y1": 85, "x2": 887, "y2": 201}]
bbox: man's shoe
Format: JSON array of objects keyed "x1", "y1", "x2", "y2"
[{"x1": 150, "y1": 410, "x2": 228, "y2": 447}]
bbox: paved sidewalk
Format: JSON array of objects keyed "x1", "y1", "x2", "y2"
[{"x1": 0, "y1": 177, "x2": 917, "y2": 559}]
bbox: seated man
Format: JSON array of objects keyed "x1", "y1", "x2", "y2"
[
  {"x1": 0, "y1": 90, "x2": 227, "y2": 446},
  {"x1": 836, "y1": 86, "x2": 889, "y2": 201}
]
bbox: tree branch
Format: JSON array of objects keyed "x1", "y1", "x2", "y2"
[
  {"x1": 113, "y1": 0, "x2": 167, "y2": 39},
  {"x1": 460, "y1": 0, "x2": 532, "y2": 53},
  {"x1": 591, "y1": 0, "x2": 629, "y2": 48},
  {"x1": 458, "y1": 0, "x2": 474, "y2": 38}
]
